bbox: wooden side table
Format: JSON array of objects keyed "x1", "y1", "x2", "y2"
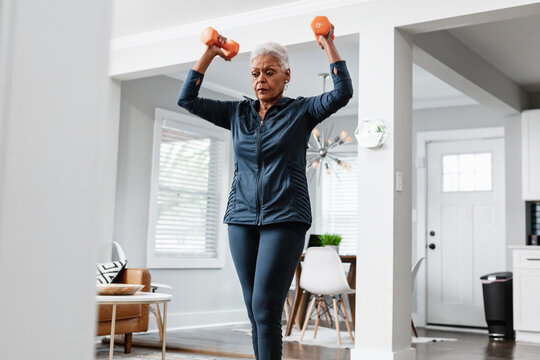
[
  {"x1": 285, "y1": 254, "x2": 356, "y2": 336},
  {"x1": 97, "y1": 292, "x2": 172, "y2": 360}
]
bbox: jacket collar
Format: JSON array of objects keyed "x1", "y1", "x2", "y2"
[{"x1": 243, "y1": 95, "x2": 294, "y2": 112}]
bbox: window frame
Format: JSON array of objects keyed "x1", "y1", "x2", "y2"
[
  {"x1": 441, "y1": 151, "x2": 493, "y2": 193},
  {"x1": 318, "y1": 144, "x2": 358, "y2": 255},
  {"x1": 147, "y1": 108, "x2": 231, "y2": 269}
]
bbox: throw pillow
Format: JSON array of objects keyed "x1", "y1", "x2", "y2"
[{"x1": 96, "y1": 260, "x2": 127, "y2": 284}]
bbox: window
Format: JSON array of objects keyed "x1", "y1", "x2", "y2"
[
  {"x1": 442, "y1": 152, "x2": 492, "y2": 192},
  {"x1": 320, "y1": 155, "x2": 358, "y2": 255},
  {"x1": 147, "y1": 108, "x2": 230, "y2": 268}
]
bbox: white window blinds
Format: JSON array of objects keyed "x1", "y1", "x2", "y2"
[
  {"x1": 148, "y1": 109, "x2": 229, "y2": 268},
  {"x1": 321, "y1": 156, "x2": 358, "y2": 255}
]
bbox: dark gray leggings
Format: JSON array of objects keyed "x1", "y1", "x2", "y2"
[{"x1": 228, "y1": 222, "x2": 307, "y2": 360}]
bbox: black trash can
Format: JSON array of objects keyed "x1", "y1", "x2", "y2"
[{"x1": 480, "y1": 272, "x2": 514, "y2": 340}]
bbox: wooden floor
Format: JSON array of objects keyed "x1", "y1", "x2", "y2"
[{"x1": 109, "y1": 322, "x2": 540, "y2": 360}]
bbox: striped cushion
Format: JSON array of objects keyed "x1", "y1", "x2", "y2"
[{"x1": 96, "y1": 260, "x2": 127, "y2": 284}]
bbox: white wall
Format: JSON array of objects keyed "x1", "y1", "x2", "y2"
[
  {"x1": 0, "y1": 0, "x2": 112, "y2": 359},
  {"x1": 505, "y1": 115, "x2": 526, "y2": 267},
  {"x1": 114, "y1": 75, "x2": 249, "y2": 329}
]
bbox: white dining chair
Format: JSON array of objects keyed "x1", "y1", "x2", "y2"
[{"x1": 299, "y1": 247, "x2": 355, "y2": 345}]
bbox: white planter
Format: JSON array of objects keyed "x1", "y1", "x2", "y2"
[{"x1": 324, "y1": 245, "x2": 339, "y2": 252}]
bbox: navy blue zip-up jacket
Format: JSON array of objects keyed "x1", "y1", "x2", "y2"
[{"x1": 177, "y1": 60, "x2": 353, "y2": 230}]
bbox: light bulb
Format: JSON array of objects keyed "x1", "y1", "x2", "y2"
[
  {"x1": 344, "y1": 136, "x2": 352, "y2": 143},
  {"x1": 312, "y1": 128, "x2": 319, "y2": 137},
  {"x1": 340, "y1": 130, "x2": 348, "y2": 138},
  {"x1": 313, "y1": 160, "x2": 320, "y2": 169}
]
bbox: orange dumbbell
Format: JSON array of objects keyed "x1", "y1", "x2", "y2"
[
  {"x1": 310, "y1": 16, "x2": 335, "y2": 46},
  {"x1": 201, "y1": 27, "x2": 240, "y2": 60}
]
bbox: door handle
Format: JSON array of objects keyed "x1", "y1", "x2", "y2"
[
  {"x1": 429, "y1": 231, "x2": 436, "y2": 236},
  {"x1": 428, "y1": 243, "x2": 436, "y2": 250}
]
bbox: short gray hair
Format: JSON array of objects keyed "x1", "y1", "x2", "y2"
[{"x1": 250, "y1": 42, "x2": 290, "y2": 71}]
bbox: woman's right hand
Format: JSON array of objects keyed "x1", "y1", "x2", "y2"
[
  {"x1": 194, "y1": 35, "x2": 230, "y2": 73},
  {"x1": 208, "y1": 35, "x2": 231, "y2": 61}
]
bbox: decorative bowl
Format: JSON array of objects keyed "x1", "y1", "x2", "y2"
[{"x1": 96, "y1": 283, "x2": 144, "y2": 295}]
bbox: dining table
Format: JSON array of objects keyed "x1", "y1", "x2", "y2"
[{"x1": 285, "y1": 253, "x2": 356, "y2": 336}]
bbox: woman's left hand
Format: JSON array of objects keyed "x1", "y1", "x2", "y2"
[{"x1": 319, "y1": 24, "x2": 334, "y2": 50}]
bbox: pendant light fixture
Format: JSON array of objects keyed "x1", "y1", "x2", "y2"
[{"x1": 306, "y1": 73, "x2": 353, "y2": 184}]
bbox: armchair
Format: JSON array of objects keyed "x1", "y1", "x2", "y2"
[{"x1": 97, "y1": 268, "x2": 151, "y2": 353}]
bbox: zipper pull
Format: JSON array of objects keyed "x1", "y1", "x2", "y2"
[{"x1": 260, "y1": 119, "x2": 264, "y2": 127}]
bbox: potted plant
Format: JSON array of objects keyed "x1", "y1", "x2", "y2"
[{"x1": 318, "y1": 233, "x2": 342, "y2": 252}]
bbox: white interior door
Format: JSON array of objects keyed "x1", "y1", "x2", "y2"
[{"x1": 427, "y1": 138, "x2": 505, "y2": 327}]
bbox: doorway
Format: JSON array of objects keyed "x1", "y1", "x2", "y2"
[
  {"x1": 415, "y1": 127, "x2": 505, "y2": 328},
  {"x1": 426, "y1": 136, "x2": 505, "y2": 327}
]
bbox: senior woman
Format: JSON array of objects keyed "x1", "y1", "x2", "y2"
[{"x1": 177, "y1": 27, "x2": 353, "y2": 360}]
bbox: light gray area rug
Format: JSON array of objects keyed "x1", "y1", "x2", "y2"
[
  {"x1": 234, "y1": 325, "x2": 355, "y2": 349},
  {"x1": 96, "y1": 346, "x2": 237, "y2": 360}
]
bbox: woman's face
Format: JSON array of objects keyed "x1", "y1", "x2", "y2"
[{"x1": 250, "y1": 55, "x2": 291, "y2": 103}]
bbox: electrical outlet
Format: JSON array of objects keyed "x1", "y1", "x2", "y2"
[{"x1": 396, "y1": 171, "x2": 403, "y2": 192}]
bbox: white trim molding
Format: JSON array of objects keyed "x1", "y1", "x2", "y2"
[
  {"x1": 111, "y1": 0, "x2": 373, "y2": 51},
  {"x1": 147, "y1": 308, "x2": 249, "y2": 332},
  {"x1": 414, "y1": 127, "x2": 505, "y2": 327}
]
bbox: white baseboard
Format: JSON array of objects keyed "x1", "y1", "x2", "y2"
[
  {"x1": 146, "y1": 308, "x2": 250, "y2": 332},
  {"x1": 516, "y1": 330, "x2": 540, "y2": 344},
  {"x1": 350, "y1": 347, "x2": 415, "y2": 360},
  {"x1": 425, "y1": 324, "x2": 488, "y2": 334}
]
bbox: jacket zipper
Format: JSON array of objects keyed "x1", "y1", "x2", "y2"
[{"x1": 256, "y1": 118, "x2": 264, "y2": 226}]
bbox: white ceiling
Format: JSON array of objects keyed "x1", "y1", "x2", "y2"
[
  {"x1": 449, "y1": 14, "x2": 540, "y2": 93},
  {"x1": 112, "y1": 0, "x2": 293, "y2": 38}
]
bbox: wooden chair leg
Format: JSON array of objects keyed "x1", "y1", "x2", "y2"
[
  {"x1": 300, "y1": 296, "x2": 317, "y2": 342},
  {"x1": 332, "y1": 297, "x2": 342, "y2": 345},
  {"x1": 286, "y1": 292, "x2": 301, "y2": 329},
  {"x1": 284, "y1": 295, "x2": 290, "y2": 322},
  {"x1": 339, "y1": 295, "x2": 354, "y2": 342},
  {"x1": 314, "y1": 297, "x2": 322, "y2": 339},
  {"x1": 124, "y1": 333, "x2": 132, "y2": 354},
  {"x1": 411, "y1": 319, "x2": 419, "y2": 338},
  {"x1": 296, "y1": 290, "x2": 311, "y2": 330},
  {"x1": 287, "y1": 289, "x2": 306, "y2": 336}
]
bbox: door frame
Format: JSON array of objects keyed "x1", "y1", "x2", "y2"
[{"x1": 414, "y1": 126, "x2": 505, "y2": 327}]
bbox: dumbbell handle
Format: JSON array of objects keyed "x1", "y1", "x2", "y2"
[
  {"x1": 311, "y1": 16, "x2": 335, "y2": 45},
  {"x1": 221, "y1": 40, "x2": 239, "y2": 59},
  {"x1": 201, "y1": 26, "x2": 239, "y2": 60}
]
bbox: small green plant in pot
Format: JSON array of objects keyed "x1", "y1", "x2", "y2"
[{"x1": 318, "y1": 233, "x2": 342, "y2": 252}]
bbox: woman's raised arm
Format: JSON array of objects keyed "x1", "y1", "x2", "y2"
[
  {"x1": 177, "y1": 40, "x2": 237, "y2": 130},
  {"x1": 304, "y1": 26, "x2": 353, "y2": 130},
  {"x1": 318, "y1": 25, "x2": 342, "y2": 65}
]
